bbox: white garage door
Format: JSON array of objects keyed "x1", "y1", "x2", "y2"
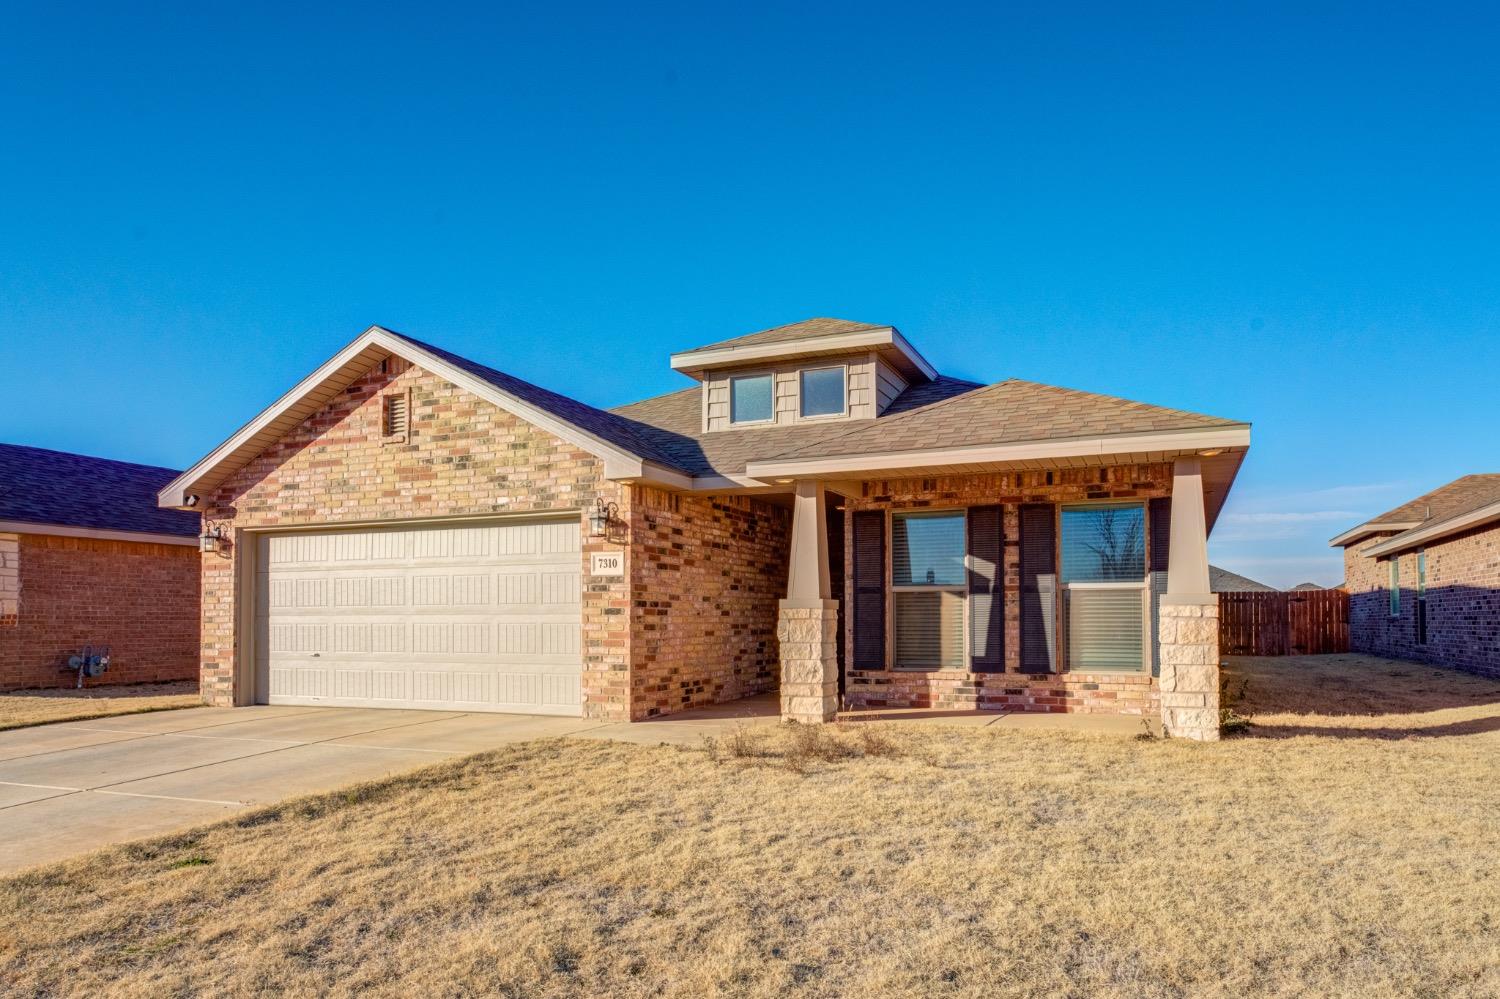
[{"x1": 254, "y1": 519, "x2": 582, "y2": 715}]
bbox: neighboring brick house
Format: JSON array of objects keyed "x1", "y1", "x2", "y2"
[
  {"x1": 1332, "y1": 475, "x2": 1500, "y2": 678},
  {"x1": 0, "y1": 444, "x2": 201, "y2": 690},
  {"x1": 160, "y1": 319, "x2": 1251, "y2": 738}
]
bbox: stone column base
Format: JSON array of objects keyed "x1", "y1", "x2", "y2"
[
  {"x1": 777, "y1": 599, "x2": 839, "y2": 723},
  {"x1": 1158, "y1": 598, "x2": 1221, "y2": 741}
]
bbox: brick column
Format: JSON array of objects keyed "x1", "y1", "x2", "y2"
[
  {"x1": 778, "y1": 599, "x2": 839, "y2": 723},
  {"x1": 1158, "y1": 599, "x2": 1221, "y2": 741}
]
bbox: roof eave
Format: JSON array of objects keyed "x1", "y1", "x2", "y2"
[
  {"x1": 1362, "y1": 502, "x2": 1500, "y2": 557},
  {"x1": 742, "y1": 425, "x2": 1250, "y2": 480},
  {"x1": 0, "y1": 519, "x2": 199, "y2": 546},
  {"x1": 1327, "y1": 521, "x2": 1421, "y2": 548},
  {"x1": 669, "y1": 327, "x2": 937, "y2": 382},
  {"x1": 158, "y1": 326, "x2": 671, "y2": 509}
]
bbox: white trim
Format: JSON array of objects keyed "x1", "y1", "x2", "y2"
[
  {"x1": 744, "y1": 426, "x2": 1251, "y2": 479},
  {"x1": 0, "y1": 520, "x2": 199, "y2": 546},
  {"x1": 158, "y1": 326, "x2": 688, "y2": 508},
  {"x1": 1363, "y1": 500, "x2": 1500, "y2": 557},
  {"x1": 1328, "y1": 521, "x2": 1421, "y2": 548},
  {"x1": 670, "y1": 327, "x2": 939, "y2": 381}
]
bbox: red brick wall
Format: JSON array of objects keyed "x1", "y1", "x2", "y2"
[
  {"x1": 1344, "y1": 524, "x2": 1500, "y2": 678},
  {"x1": 841, "y1": 465, "x2": 1173, "y2": 716},
  {"x1": 628, "y1": 486, "x2": 790, "y2": 719},
  {"x1": 0, "y1": 532, "x2": 199, "y2": 691},
  {"x1": 201, "y1": 356, "x2": 632, "y2": 718}
]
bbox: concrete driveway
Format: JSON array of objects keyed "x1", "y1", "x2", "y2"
[{"x1": 0, "y1": 705, "x2": 647, "y2": 874}]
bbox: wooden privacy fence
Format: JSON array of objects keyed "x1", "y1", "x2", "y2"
[{"x1": 1218, "y1": 589, "x2": 1349, "y2": 656}]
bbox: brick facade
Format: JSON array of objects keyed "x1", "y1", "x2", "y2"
[
  {"x1": 628, "y1": 487, "x2": 790, "y2": 719},
  {"x1": 0, "y1": 531, "x2": 199, "y2": 691},
  {"x1": 840, "y1": 465, "x2": 1172, "y2": 716},
  {"x1": 1344, "y1": 524, "x2": 1500, "y2": 679},
  {"x1": 198, "y1": 357, "x2": 789, "y2": 721}
]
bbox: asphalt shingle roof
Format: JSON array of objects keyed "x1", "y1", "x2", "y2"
[
  {"x1": 760, "y1": 379, "x2": 1244, "y2": 464},
  {"x1": 0, "y1": 443, "x2": 199, "y2": 537},
  {"x1": 1209, "y1": 565, "x2": 1276, "y2": 592},
  {"x1": 392, "y1": 328, "x2": 1245, "y2": 482},
  {"x1": 675, "y1": 318, "x2": 887, "y2": 356},
  {"x1": 1362, "y1": 475, "x2": 1500, "y2": 528}
]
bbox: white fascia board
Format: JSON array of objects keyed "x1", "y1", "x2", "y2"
[
  {"x1": 1327, "y1": 521, "x2": 1421, "y2": 548},
  {"x1": 743, "y1": 425, "x2": 1251, "y2": 480},
  {"x1": 0, "y1": 520, "x2": 199, "y2": 546},
  {"x1": 159, "y1": 326, "x2": 667, "y2": 508},
  {"x1": 1363, "y1": 502, "x2": 1500, "y2": 557},
  {"x1": 670, "y1": 328, "x2": 938, "y2": 381}
]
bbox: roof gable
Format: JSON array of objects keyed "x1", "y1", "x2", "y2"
[
  {"x1": 158, "y1": 326, "x2": 693, "y2": 508},
  {"x1": 1, "y1": 443, "x2": 199, "y2": 538}
]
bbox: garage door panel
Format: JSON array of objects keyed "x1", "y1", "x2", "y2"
[{"x1": 256, "y1": 519, "x2": 583, "y2": 716}]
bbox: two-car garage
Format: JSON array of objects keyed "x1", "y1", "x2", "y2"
[{"x1": 252, "y1": 518, "x2": 584, "y2": 716}]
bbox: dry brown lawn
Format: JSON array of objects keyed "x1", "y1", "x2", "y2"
[
  {"x1": 2, "y1": 655, "x2": 1498, "y2": 998},
  {"x1": 0, "y1": 682, "x2": 200, "y2": 731}
]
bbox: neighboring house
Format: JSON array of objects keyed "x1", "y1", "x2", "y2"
[
  {"x1": 1210, "y1": 565, "x2": 1276, "y2": 592},
  {"x1": 159, "y1": 319, "x2": 1251, "y2": 739},
  {"x1": 1289, "y1": 582, "x2": 1327, "y2": 592},
  {"x1": 1331, "y1": 475, "x2": 1500, "y2": 678},
  {"x1": 0, "y1": 444, "x2": 201, "y2": 690}
]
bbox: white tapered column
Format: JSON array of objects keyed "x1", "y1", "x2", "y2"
[
  {"x1": 1159, "y1": 458, "x2": 1221, "y2": 741},
  {"x1": 778, "y1": 480, "x2": 838, "y2": 723}
]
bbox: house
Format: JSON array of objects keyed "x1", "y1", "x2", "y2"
[
  {"x1": 1210, "y1": 564, "x2": 1276, "y2": 592},
  {"x1": 0, "y1": 444, "x2": 201, "y2": 690},
  {"x1": 159, "y1": 319, "x2": 1251, "y2": 740},
  {"x1": 1331, "y1": 474, "x2": 1500, "y2": 678}
]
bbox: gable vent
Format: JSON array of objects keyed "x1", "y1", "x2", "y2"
[{"x1": 382, "y1": 392, "x2": 409, "y2": 438}]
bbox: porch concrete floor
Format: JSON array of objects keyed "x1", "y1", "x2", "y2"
[{"x1": 0, "y1": 695, "x2": 1151, "y2": 873}]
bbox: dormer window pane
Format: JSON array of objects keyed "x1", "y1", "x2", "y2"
[
  {"x1": 730, "y1": 374, "x2": 773, "y2": 424},
  {"x1": 800, "y1": 366, "x2": 845, "y2": 417}
]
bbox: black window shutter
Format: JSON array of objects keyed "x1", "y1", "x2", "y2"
[
  {"x1": 1148, "y1": 497, "x2": 1171, "y2": 678},
  {"x1": 1149, "y1": 497, "x2": 1171, "y2": 573},
  {"x1": 1019, "y1": 503, "x2": 1056, "y2": 673},
  {"x1": 852, "y1": 511, "x2": 886, "y2": 669},
  {"x1": 967, "y1": 505, "x2": 1004, "y2": 672}
]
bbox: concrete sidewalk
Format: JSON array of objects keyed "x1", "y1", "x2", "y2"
[{"x1": 0, "y1": 695, "x2": 1144, "y2": 873}]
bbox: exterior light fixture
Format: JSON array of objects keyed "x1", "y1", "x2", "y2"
[
  {"x1": 1198, "y1": 449, "x2": 1224, "y2": 458},
  {"x1": 588, "y1": 498, "x2": 619, "y2": 538},
  {"x1": 198, "y1": 524, "x2": 226, "y2": 554}
]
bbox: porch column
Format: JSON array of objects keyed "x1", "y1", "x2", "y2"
[
  {"x1": 1159, "y1": 458, "x2": 1221, "y2": 741},
  {"x1": 778, "y1": 480, "x2": 839, "y2": 724}
]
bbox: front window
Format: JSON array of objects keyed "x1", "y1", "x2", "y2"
[
  {"x1": 1389, "y1": 560, "x2": 1400, "y2": 616},
  {"x1": 891, "y1": 511, "x2": 966, "y2": 668},
  {"x1": 729, "y1": 374, "x2": 773, "y2": 424},
  {"x1": 799, "y1": 366, "x2": 845, "y2": 417},
  {"x1": 1061, "y1": 503, "x2": 1147, "y2": 671}
]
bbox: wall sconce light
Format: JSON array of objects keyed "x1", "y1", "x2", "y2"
[
  {"x1": 199, "y1": 524, "x2": 227, "y2": 554},
  {"x1": 588, "y1": 498, "x2": 620, "y2": 538}
]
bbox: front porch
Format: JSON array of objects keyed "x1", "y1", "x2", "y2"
[{"x1": 771, "y1": 454, "x2": 1233, "y2": 740}]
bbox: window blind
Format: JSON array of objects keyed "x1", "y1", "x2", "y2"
[
  {"x1": 894, "y1": 590, "x2": 965, "y2": 668},
  {"x1": 1067, "y1": 588, "x2": 1145, "y2": 671},
  {"x1": 892, "y1": 511, "x2": 965, "y2": 586}
]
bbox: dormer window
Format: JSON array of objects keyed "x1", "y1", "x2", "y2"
[
  {"x1": 800, "y1": 366, "x2": 846, "y2": 418},
  {"x1": 730, "y1": 374, "x2": 773, "y2": 424}
]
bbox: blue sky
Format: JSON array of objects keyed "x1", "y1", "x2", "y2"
[{"x1": 3, "y1": 3, "x2": 1497, "y2": 587}]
